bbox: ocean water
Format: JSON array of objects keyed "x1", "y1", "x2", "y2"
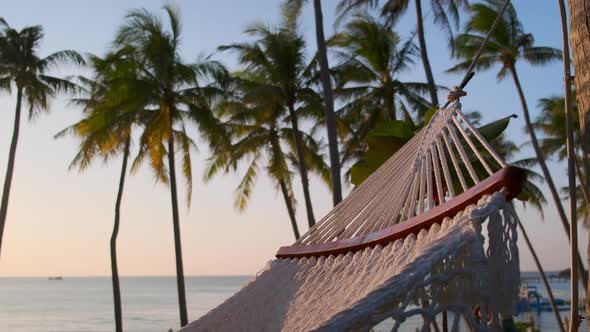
[
  {"x1": 0, "y1": 275, "x2": 584, "y2": 331},
  {"x1": 0, "y1": 276, "x2": 249, "y2": 332},
  {"x1": 515, "y1": 274, "x2": 587, "y2": 332}
]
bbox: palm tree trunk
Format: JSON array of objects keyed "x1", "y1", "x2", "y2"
[
  {"x1": 111, "y1": 137, "x2": 130, "y2": 332},
  {"x1": 517, "y1": 216, "x2": 565, "y2": 332},
  {"x1": 313, "y1": 0, "x2": 343, "y2": 207},
  {"x1": 167, "y1": 134, "x2": 188, "y2": 327},
  {"x1": 568, "y1": 1, "x2": 590, "y2": 328},
  {"x1": 0, "y1": 87, "x2": 23, "y2": 260},
  {"x1": 568, "y1": 0, "x2": 590, "y2": 190},
  {"x1": 279, "y1": 178, "x2": 300, "y2": 240},
  {"x1": 287, "y1": 102, "x2": 316, "y2": 228},
  {"x1": 509, "y1": 65, "x2": 588, "y2": 289},
  {"x1": 415, "y1": 0, "x2": 439, "y2": 106},
  {"x1": 575, "y1": 155, "x2": 589, "y2": 204},
  {"x1": 557, "y1": 1, "x2": 581, "y2": 329},
  {"x1": 386, "y1": 88, "x2": 396, "y2": 121}
]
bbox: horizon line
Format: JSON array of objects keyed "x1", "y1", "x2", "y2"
[
  {"x1": 0, "y1": 270, "x2": 566, "y2": 278},
  {"x1": 0, "y1": 274, "x2": 254, "y2": 278}
]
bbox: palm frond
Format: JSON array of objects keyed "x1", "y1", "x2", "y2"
[{"x1": 234, "y1": 156, "x2": 260, "y2": 211}]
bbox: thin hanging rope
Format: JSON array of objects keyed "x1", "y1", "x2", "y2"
[{"x1": 443, "y1": 0, "x2": 512, "y2": 108}]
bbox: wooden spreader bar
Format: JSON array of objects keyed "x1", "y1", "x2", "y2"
[{"x1": 276, "y1": 166, "x2": 526, "y2": 259}]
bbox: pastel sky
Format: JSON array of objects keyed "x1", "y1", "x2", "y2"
[{"x1": 0, "y1": 0, "x2": 584, "y2": 277}]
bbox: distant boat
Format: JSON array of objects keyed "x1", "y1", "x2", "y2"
[
  {"x1": 48, "y1": 276, "x2": 63, "y2": 280},
  {"x1": 516, "y1": 284, "x2": 578, "y2": 313}
]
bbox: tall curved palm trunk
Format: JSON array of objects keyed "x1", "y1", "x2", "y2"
[
  {"x1": 569, "y1": 0, "x2": 590, "y2": 187},
  {"x1": 415, "y1": 0, "x2": 439, "y2": 106},
  {"x1": 287, "y1": 102, "x2": 316, "y2": 228},
  {"x1": 279, "y1": 178, "x2": 301, "y2": 239},
  {"x1": 270, "y1": 133, "x2": 301, "y2": 239},
  {"x1": 556, "y1": 1, "x2": 581, "y2": 330},
  {"x1": 385, "y1": 86, "x2": 396, "y2": 120},
  {"x1": 167, "y1": 133, "x2": 188, "y2": 327},
  {"x1": 111, "y1": 138, "x2": 130, "y2": 332},
  {"x1": 510, "y1": 65, "x2": 588, "y2": 288},
  {"x1": 312, "y1": 0, "x2": 343, "y2": 206},
  {"x1": 568, "y1": 1, "x2": 590, "y2": 327},
  {"x1": 0, "y1": 87, "x2": 23, "y2": 259}
]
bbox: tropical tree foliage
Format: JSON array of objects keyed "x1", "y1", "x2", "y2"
[
  {"x1": 535, "y1": 93, "x2": 588, "y2": 223},
  {"x1": 448, "y1": 0, "x2": 564, "y2": 217},
  {"x1": 219, "y1": 15, "x2": 322, "y2": 228},
  {"x1": 448, "y1": 0, "x2": 590, "y2": 288},
  {"x1": 283, "y1": 0, "x2": 344, "y2": 206},
  {"x1": 336, "y1": 0, "x2": 470, "y2": 107},
  {"x1": 56, "y1": 49, "x2": 142, "y2": 332},
  {"x1": 330, "y1": 13, "x2": 432, "y2": 169},
  {"x1": 205, "y1": 74, "x2": 331, "y2": 239},
  {"x1": 112, "y1": 5, "x2": 228, "y2": 327},
  {"x1": 0, "y1": 18, "x2": 83, "y2": 258},
  {"x1": 448, "y1": 0, "x2": 561, "y2": 79},
  {"x1": 535, "y1": 93, "x2": 581, "y2": 161}
]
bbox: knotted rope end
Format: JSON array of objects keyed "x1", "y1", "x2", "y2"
[{"x1": 446, "y1": 86, "x2": 467, "y2": 102}]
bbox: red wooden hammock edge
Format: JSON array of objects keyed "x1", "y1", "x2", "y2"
[{"x1": 276, "y1": 166, "x2": 526, "y2": 259}]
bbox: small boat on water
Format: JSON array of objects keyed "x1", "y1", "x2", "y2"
[
  {"x1": 516, "y1": 284, "x2": 572, "y2": 313},
  {"x1": 48, "y1": 276, "x2": 63, "y2": 280}
]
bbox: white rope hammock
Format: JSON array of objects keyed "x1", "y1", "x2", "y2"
[
  {"x1": 292, "y1": 101, "x2": 506, "y2": 248},
  {"x1": 180, "y1": 101, "x2": 525, "y2": 332},
  {"x1": 179, "y1": 3, "x2": 522, "y2": 329}
]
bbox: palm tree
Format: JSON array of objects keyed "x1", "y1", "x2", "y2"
[
  {"x1": 569, "y1": 0, "x2": 590, "y2": 200},
  {"x1": 535, "y1": 94, "x2": 589, "y2": 223},
  {"x1": 330, "y1": 13, "x2": 432, "y2": 167},
  {"x1": 568, "y1": 1, "x2": 590, "y2": 326},
  {"x1": 207, "y1": 104, "x2": 301, "y2": 239},
  {"x1": 206, "y1": 76, "x2": 331, "y2": 239},
  {"x1": 113, "y1": 6, "x2": 228, "y2": 327},
  {"x1": 336, "y1": 0, "x2": 469, "y2": 107},
  {"x1": 0, "y1": 18, "x2": 83, "y2": 259},
  {"x1": 446, "y1": 0, "x2": 590, "y2": 288},
  {"x1": 56, "y1": 50, "x2": 140, "y2": 332},
  {"x1": 219, "y1": 16, "x2": 320, "y2": 228},
  {"x1": 535, "y1": 94, "x2": 580, "y2": 162},
  {"x1": 284, "y1": 0, "x2": 343, "y2": 206}
]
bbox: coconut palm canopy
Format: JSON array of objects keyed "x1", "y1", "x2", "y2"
[
  {"x1": 218, "y1": 15, "x2": 326, "y2": 228},
  {"x1": 329, "y1": 13, "x2": 434, "y2": 167},
  {"x1": 107, "y1": 5, "x2": 230, "y2": 326},
  {"x1": 535, "y1": 93, "x2": 581, "y2": 161},
  {"x1": 448, "y1": 0, "x2": 561, "y2": 78},
  {"x1": 0, "y1": 17, "x2": 83, "y2": 259},
  {"x1": 0, "y1": 18, "x2": 84, "y2": 117},
  {"x1": 205, "y1": 72, "x2": 331, "y2": 240}
]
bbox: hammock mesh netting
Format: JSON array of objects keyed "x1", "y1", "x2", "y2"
[{"x1": 180, "y1": 102, "x2": 524, "y2": 331}]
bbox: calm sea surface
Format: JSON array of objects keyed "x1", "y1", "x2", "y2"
[
  {"x1": 0, "y1": 276, "x2": 249, "y2": 332},
  {"x1": 515, "y1": 273, "x2": 587, "y2": 332},
  {"x1": 0, "y1": 275, "x2": 584, "y2": 331}
]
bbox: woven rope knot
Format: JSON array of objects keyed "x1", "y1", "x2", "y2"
[{"x1": 446, "y1": 86, "x2": 467, "y2": 102}]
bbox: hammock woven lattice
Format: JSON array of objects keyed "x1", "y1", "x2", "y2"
[{"x1": 180, "y1": 102, "x2": 525, "y2": 332}]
